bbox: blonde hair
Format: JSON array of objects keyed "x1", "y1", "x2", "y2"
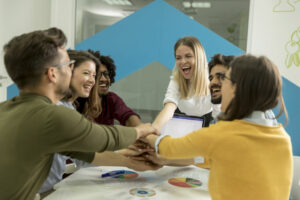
[{"x1": 173, "y1": 36, "x2": 209, "y2": 98}]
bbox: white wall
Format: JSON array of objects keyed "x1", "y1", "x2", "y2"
[
  {"x1": 247, "y1": 0, "x2": 300, "y2": 87},
  {"x1": 0, "y1": 0, "x2": 51, "y2": 102},
  {"x1": 0, "y1": 0, "x2": 75, "y2": 102},
  {"x1": 247, "y1": 0, "x2": 300, "y2": 199}
]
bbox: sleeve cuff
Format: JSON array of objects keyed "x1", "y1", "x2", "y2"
[
  {"x1": 194, "y1": 156, "x2": 205, "y2": 164},
  {"x1": 155, "y1": 135, "x2": 169, "y2": 154}
]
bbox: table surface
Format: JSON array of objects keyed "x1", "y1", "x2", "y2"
[{"x1": 45, "y1": 165, "x2": 211, "y2": 200}]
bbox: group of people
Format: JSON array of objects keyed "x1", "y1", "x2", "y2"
[{"x1": 0, "y1": 27, "x2": 293, "y2": 200}]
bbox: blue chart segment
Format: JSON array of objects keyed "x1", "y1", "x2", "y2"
[{"x1": 110, "y1": 170, "x2": 138, "y2": 179}]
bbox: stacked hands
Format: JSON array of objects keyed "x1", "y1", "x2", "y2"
[{"x1": 117, "y1": 123, "x2": 166, "y2": 171}]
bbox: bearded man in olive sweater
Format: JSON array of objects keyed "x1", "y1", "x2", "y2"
[{"x1": 0, "y1": 28, "x2": 158, "y2": 200}]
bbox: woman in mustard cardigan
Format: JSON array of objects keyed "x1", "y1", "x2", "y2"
[{"x1": 145, "y1": 54, "x2": 293, "y2": 200}]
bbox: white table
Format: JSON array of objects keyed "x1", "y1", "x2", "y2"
[{"x1": 45, "y1": 165, "x2": 211, "y2": 200}]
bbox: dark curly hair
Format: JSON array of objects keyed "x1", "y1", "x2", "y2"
[
  {"x1": 99, "y1": 56, "x2": 116, "y2": 84},
  {"x1": 208, "y1": 54, "x2": 235, "y2": 73},
  {"x1": 88, "y1": 49, "x2": 116, "y2": 85}
]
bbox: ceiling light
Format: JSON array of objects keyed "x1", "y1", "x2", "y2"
[
  {"x1": 183, "y1": 1, "x2": 211, "y2": 8},
  {"x1": 104, "y1": 0, "x2": 132, "y2": 6},
  {"x1": 183, "y1": 1, "x2": 192, "y2": 8},
  {"x1": 88, "y1": 8, "x2": 125, "y2": 17},
  {"x1": 192, "y1": 2, "x2": 211, "y2": 8}
]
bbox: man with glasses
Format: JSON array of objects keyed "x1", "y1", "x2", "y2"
[
  {"x1": 0, "y1": 28, "x2": 158, "y2": 200},
  {"x1": 208, "y1": 54, "x2": 235, "y2": 122},
  {"x1": 208, "y1": 54, "x2": 276, "y2": 122}
]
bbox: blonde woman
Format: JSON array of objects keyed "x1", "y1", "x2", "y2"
[
  {"x1": 147, "y1": 36, "x2": 214, "y2": 166},
  {"x1": 153, "y1": 36, "x2": 213, "y2": 130}
]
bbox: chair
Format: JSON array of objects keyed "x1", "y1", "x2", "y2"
[{"x1": 290, "y1": 156, "x2": 300, "y2": 200}]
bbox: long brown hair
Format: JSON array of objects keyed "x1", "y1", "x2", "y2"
[
  {"x1": 67, "y1": 50, "x2": 101, "y2": 120},
  {"x1": 219, "y1": 54, "x2": 288, "y2": 125},
  {"x1": 173, "y1": 36, "x2": 209, "y2": 98}
]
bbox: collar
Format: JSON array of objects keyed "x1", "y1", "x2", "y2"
[{"x1": 243, "y1": 111, "x2": 277, "y2": 127}]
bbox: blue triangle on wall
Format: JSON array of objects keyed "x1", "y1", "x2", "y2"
[{"x1": 75, "y1": 0, "x2": 243, "y2": 82}]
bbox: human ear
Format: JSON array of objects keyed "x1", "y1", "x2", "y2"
[{"x1": 46, "y1": 67, "x2": 58, "y2": 83}]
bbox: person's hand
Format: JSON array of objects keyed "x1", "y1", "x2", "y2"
[
  {"x1": 129, "y1": 140, "x2": 154, "y2": 152},
  {"x1": 126, "y1": 157, "x2": 163, "y2": 171},
  {"x1": 118, "y1": 147, "x2": 151, "y2": 157},
  {"x1": 143, "y1": 151, "x2": 194, "y2": 167},
  {"x1": 134, "y1": 123, "x2": 160, "y2": 139},
  {"x1": 118, "y1": 140, "x2": 155, "y2": 157},
  {"x1": 139, "y1": 134, "x2": 159, "y2": 148},
  {"x1": 141, "y1": 151, "x2": 168, "y2": 166}
]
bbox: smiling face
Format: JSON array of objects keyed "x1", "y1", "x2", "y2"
[
  {"x1": 70, "y1": 60, "x2": 96, "y2": 99},
  {"x1": 209, "y1": 64, "x2": 228, "y2": 104},
  {"x1": 175, "y1": 45, "x2": 195, "y2": 80},
  {"x1": 221, "y1": 68, "x2": 236, "y2": 112},
  {"x1": 98, "y1": 64, "x2": 111, "y2": 96}
]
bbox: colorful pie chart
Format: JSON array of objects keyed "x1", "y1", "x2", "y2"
[
  {"x1": 168, "y1": 177, "x2": 202, "y2": 188},
  {"x1": 111, "y1": 170, "x2": 138, "y2": 179},
  {"x1": 129, "y1": 188, "x2": 156, "y2": 197}
]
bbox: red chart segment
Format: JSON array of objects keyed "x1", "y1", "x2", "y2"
[{"x1": 168, "y1": 177, "x2": 202, "y2": 188}]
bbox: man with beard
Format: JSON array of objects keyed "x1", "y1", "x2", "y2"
[
  {"x1": 208, "y1": 54, "x2": 276, "y2": 123},
  {"x1": 208, "y1": 54, "x2": 235, "y2": 115},
  {"x1": 0, "y1": 28, "x2": 158, "y2": 200}
]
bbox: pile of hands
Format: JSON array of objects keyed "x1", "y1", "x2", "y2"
[
  {"x1": 118, "y1": 140, "x2": 167, "y2": 171},
  {"x1": 118, "y1": 123, "x2": 168, "y2": 171}
]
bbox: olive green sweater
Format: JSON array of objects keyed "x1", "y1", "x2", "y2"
[{"x1": 0, "y1": 93, "x2": 137, "y2": 200}]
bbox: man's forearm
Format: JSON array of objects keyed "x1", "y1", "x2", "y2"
[
  {"x1": 125, "y1": 115, "x2": 142, "y2": 127},
  {"x1": 91, "y1": 151, "x2": 130, "y2": 167}
]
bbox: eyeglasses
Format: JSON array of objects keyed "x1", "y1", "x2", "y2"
[
  {"x1": 221, "y1": 74, "x2": 235, "y2": 83},
  {"x1": 53, "y1": 60, "x2": 75, "y2": 69},
  {"x1": 99, "y1": 71, "x2": 110, "y2": 79},
  {"x1": 209, "y1": 72, "x2": 225, "y2": 81},
  {"x1": 45, "y1": 60, "x2": 75, "y2": 75}
]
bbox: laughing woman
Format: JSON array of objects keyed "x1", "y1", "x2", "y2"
[
  {"x1": 152, "y1": 36, "x2": 213, "y2": 130},
  {"x1": 145, "y1": 54, "x2": 292, "y2": 200},
  {"x1": 150, "y1": 36, "x2": 214, "y2": 166}
]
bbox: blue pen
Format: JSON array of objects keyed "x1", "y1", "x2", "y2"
[{"x1": 101, "y1": 170, "x2": 126, "y2": 178}]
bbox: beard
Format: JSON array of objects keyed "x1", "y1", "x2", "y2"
[
  {"x1": 210, "y1": 84, "x2": 222, "y2": 104},
  {"x1": 211, "y1": 96, "x2": 221, "y2": 104},
  {"x1": 99, "y1": 91, "x2": 108, "y2": 97},
  {"x1": 55, "y1": 85, "x2": 71, "y2": 100}
]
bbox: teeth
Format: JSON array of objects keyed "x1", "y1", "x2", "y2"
[
  {"x1": 212, "y1": 88, "x2": 220, "y2": 93},
  {"x1": 99, "y1": 84, "x2": 106, "y2": 87},
  {"x1": 83, "y1": 85, "x2": 92, "y2": 89}
]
